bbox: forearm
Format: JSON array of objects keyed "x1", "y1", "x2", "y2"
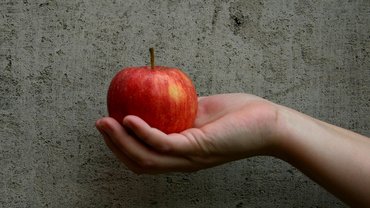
[{"x1": 274, "y1": 106, "x2": 370, "y2": 207}]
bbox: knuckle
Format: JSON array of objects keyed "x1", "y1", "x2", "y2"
[
  {"x1": 156, "y1": 143, "x2": 171, "y2": 152},
  {"x1": 187, "y1": 155, "x2": 215, "y2": 167},
  {"x1": 138, "y1": 158, "x2": 156, "y2": 169}
]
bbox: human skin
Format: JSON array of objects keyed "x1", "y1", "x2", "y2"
[{"x1": 95, "y1": 93, "x2": 370, "y2": 207}]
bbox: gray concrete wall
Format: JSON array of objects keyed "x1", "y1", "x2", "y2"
[{"x1": 1, "y1": 0, "x2": 369, "y2": 207}]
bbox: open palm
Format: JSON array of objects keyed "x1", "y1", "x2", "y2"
[{"x1": 96, "y1": 93, "x2": 279, "y2": 174}]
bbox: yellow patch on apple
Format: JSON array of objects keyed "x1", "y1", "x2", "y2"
[{"x1": 168, "y1": 84, "x2": 185, "y2": 102}]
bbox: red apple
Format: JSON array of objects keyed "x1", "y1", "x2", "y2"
[{"x1": 107, "y1": 49, "x2": 198, "y2": 134}]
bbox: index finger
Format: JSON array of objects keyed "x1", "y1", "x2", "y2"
[{"x1": 123, "y1": 115, "x2": 206, "y2": 155}]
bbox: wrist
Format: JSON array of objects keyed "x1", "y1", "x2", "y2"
[
  {"x1": 249, "y1": 101, "x2": 296, "y2": 158},
  {"x1": 269, "y1": 104, "x2": 324, "y2": 162},
  {"x1": 268, "y1": 105, "x2": 303, "y2": 160}
]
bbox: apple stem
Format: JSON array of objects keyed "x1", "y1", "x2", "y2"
[{"x1": 149, "y1": 48, "x2": 155, "y2": 69}]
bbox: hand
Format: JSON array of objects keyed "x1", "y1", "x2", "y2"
[
  {"x1": 95, "y1": 93, "x2": 280, "y2": 174},
  {"x1": 96, "y1": 93, "x2": 370, "y2": 206}
]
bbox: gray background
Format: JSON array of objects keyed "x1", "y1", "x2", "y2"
[{"x1": 1, "y1": 0, "x2": 369, "y2": 207}]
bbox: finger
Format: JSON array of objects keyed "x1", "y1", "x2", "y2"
[
  {"x1": 96, "y1": 120, "x2": 143, "y2": 174},
  {"x1": 102, "y1": 135, "x2": 144, "y2": 174},
  {"x1": 123, "y1": 115, "x2": 206, "y2": 155},
  {"x1": 97, "y1": 117, "x2": 150, "y2": 163},
  {"x1": 97, "y1": 117, "x2": 198, "y2": 173}
]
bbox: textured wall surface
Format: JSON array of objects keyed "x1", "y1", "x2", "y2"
[{"x1": 1, "y1": 0, "x2": 369, "y2": 207}]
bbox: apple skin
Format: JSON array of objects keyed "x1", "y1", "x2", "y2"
[{"x1": 107, "y1": 66, "x2": 198, "y2": 134}]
